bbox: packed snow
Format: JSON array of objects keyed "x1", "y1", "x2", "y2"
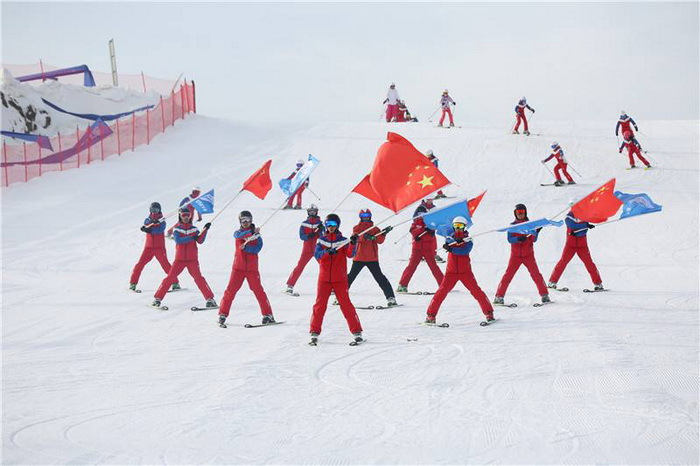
[{"x1": 2, "y1": 115, "x2": 698, "y2": 464}]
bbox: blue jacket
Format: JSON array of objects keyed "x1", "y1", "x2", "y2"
[
  {"x1": 566, "y1": 212, "x2": 592, "y2": 238},
  {"x1": 234, "y1": 228, "x2": 263, "y2": 254}
]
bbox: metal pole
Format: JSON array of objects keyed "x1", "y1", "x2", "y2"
[{"x1": 108, "y1": 39, "x2": 118, "y2": 86}]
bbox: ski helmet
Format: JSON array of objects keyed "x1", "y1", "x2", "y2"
[
  {"x1": 192, "y1": 186, "x2": 202, "y2": 194},
  {"x1": 296, "y1": 159, "x2": 304, "y2": 167},
  {"x1": 521, "y1": 96, "x2": 527, "y2": 102},
  {"x1": 390, "y1": 82, "x2": 396, "y2": 87},
  {"x1": 178, "y1": 207, "x2": 192, "y2": 221},
  {"x1": 149, "y1": 202, "x2": 162, "y2": 213},
  {"x1": 239, "y1": 210, "x2": 253, "y2": 223},
  {"x1": 551, "y1": 142, "x2": 559, "y2": 150},
  {"x1": 425, "y1": 149, "x2": 434, "y2": 157},
  {"x1": 413, "y1": 205, "x2": 428, "y2": 217},
  {"x1": 359, "y1": 209, "x2": 372, "y2": 220},
  {"x1": 325, "y1": 213, "x2": 341, "y2": 228},
  {"x1": 307, "y1": 204, "x2": 319, "y2": 216},
  {"x1": 443, "y1": 89, "x2": 449, "y2": 94},
  {"x1": 514, "y1": 203, "x2": 528, "y2": 219},
  {"x1": 452, "y1": 216, "x2": 468, "y2": 229}
]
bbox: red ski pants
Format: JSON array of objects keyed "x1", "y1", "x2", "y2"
[
  {"x1": 427, "y1": 272, "x2": 494, "y2": 318},
  {"x1": 554, "y1": 162, "x2": 574, "y2": 183},
  {"x1": 130, "y1": 248, "x2": 171, "y2": 284},
  {"x1": 439, "y1": 107, "x2": 454, "y2": 126},
  {"x1": 155, "y1": 259, "x2": 214, "y2": 300},
  {"x1": 386, "y1": 104, "x2": 399, "y2": 122},
  {"x1": 549, "y1": 244, "x2": 602, "y2": 284},
  {"x1": 514, "y1": 114, "x2": 528, "y2": 132},
  {"x1": 496, "y1": 254, "x2": 548, "y2": 297},
  {"x1": 286, "y1": 185, "x2": 305, "y2": 208},
  {"x1": 627, "y1": 146, "x2": 650, "y2": 167},
  {"x1": 399, "y1": 249, "x2": 444, "y2": 287},
  {"x1": 218, "y1": 269, "x2": 272, "y2": 318},
  {"x1": 286, "y1": 242, "x2": 315, "y2": 287},
  {"x1": 310, "y1": 281, "x2": 362, "y2": 335}
]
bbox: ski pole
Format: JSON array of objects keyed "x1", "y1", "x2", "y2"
[
  {"x1": 306, "y1": 186, "x2": 321, "y2": 200},
  {"x1": 393, "y1": 230, "x2": 411, "y2": 245},
  {"x1": 541, "y1": 161, "x2": 556, "y2": 178},
  {"x1": 568, "y1": 163, "x2": 582, "y2": 178},
  {"x1": 427, "y1": 107, "x2": 440, "y2": 122}
]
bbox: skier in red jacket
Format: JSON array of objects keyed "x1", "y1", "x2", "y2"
[
  {"x1": 217, "y1": 211, "x2": 274, "y2": 328},
  {"x1": 397, "y1": 205, "x2": 444, "y2": 292},
  {"x1": 152, "y1": 208, "x2": 216, "y2": 309},
  {"x1": 167, "y1": 186, "x2": 202, "y2": 238},
  {"x1": 347, "y1": 209, "x2": 397, "y2": 307},
  {"x1": 493, "y1": 204, "x2": 550, "y2": 305},
  {"x1": 425, "y1": 216, "x2": 494, "y2": 324},
  {"x1": 542, "y1": 142, "x2": 575, "y2": 186},
  {"x1": 129, "y1": 202, "x2": 180, "y2": 292},
  {"x1": 309, "y1": 213, "x2": 363, "y2": 345},
  {"x1": 285, "y1": 204, "x2": 324, "y2": 296},
  {"x1": 619, "y1": 131, "x2": 651, "y2": 169},
  {"x1": 513, "y1": 97, "x2": 535, "y2": 135}
]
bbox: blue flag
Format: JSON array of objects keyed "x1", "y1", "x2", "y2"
[
  {"x1": 614, "y1": 191, "x2": 662, "y2": 219},
  {"x1": 423, "y1": 199, "x2": 472, "y2": 237},
  {"x1": 191, "y1": 189, "x2": 215, "y2": 215},
  {"x1": 279, "y1": 154, "x2": 320, "y2": 196},
  {"x1": 497, "y1": 218, "x2": 563, "y2": 235}
]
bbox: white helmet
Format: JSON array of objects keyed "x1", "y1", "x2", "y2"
[
  {"x1": 296, "y1": 159, "x2": 304, "y2": 166},
  {"x1": 443, "y1": 89, "x2": 449, "y2": 94},
  {"x1": 425, "y1": 149, "x2": 434, "y2": 156},
  {"x1": 521, "y1": 96, "x2": 527, "y2": 101},
  {"x1": 568, "y1": 199, "x2": 576, "y2": 207},
  {"x1": 192, "y1": 186, "x2": 202, "y2": 193},
  {"x1": 453, "y1": 216, "x2": 468, "y2": 227}
]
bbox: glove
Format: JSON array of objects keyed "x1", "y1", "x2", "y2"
[
  {"x1": 249, "y1": 223, "x2": 256, "y2": 231},
  {"x1": 634, "y1": 126, "x2": 639, "y2": 131},
  {"x1": 442, "y1": 244, "x2": 452, "y2": 252},
  {"x1": 328, "y1": 248, "x2": 338, "y2": 255},
  {"x1": 140, "y1": 226, "x2": 152, "y2": 233},
  {"x1": 204, "y1": 222, "x2": 211, "y2": 229},
  {"x1": 588, "y1": 224, "x2": 596, "y2": 229},
  {"x1": 619, "y1": 149, "x2": 622, "y2": 153},
  {"x1": 350, "y1": 234, "x2": 358, "y2": 245},
  {"x1": 532, "y1": 109, "x2": 536, "y2": 113},
  {"x1": 413, "y1": 235, "x2": 421, "y2": 242},
  {"x1": 518, "y1": 236, "x2": 527, "y2": 242},
  {"x1": 363, "y1": 233, "x2": 375, "y2": 241},
  {"x1": 383, "y1": 99, "x2": 388, "y2": 104},
  {"x1": 381, "y1": 226, "x2": 393, "y2": 235},
  {"x1": 536, "y1": 227, "x2": 542, "y2": 233},
  {"x1": 453, "y1": 102, "x2": 457, "y2": 105},
  {"x1": 541, "y1": 159, "x2": 546, "y2": 164}
]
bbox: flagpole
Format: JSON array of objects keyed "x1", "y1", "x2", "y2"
[
  {"x1": 331, "y1": 192, "x2": 354, "y2": 213},
  {"x1": 306, "y1": 186, "x2": 321, "y2": 200},
  {"x1": 209, "y1": 190, "x2": 244, "y2": 223}
]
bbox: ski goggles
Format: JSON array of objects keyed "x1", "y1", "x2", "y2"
[
  {"x1": 453, "y1": 222, "x2": 467, "y2": 230},
  {"x1": 179, "y1": 210, "x2": 192, "y2": 217},
  {"x1": 239, "y1": 216, "x2": 252, "y2": 224},
  {"x1": 359, "y1": 212, "x2": 372, "y2": 219},
  {"x1": 515, "y1": 209, "x2": 527, "y2": 215},
  {"x1": 150, "y1": 207, "x2": 161, "y2": 214},
  {"x1": 324, "y1": 220, "x2": 339, "y2": 228}
]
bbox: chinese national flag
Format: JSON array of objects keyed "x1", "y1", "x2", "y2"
[
  {"x1": 468, "y1": 190, "x2": 487, "y2": 216},
  {"x1": 352, "y1": 132, "x2": 450, "y2": 213},
  {"x1": 571, "y1": 178, "x2": 623, "y2": 223},
  {"x1": 241, "y1": 159, "x2": 273, "y2": 200}
]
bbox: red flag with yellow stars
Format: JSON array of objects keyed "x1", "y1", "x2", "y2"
[
  {"x1": 467, "y1": 190, "x2": 487, "y2": 216},
  {"x1": 352, "y1": 132, "x2": 450, "y2": 213},
  {"x1": 571, "y1": 178, "x2": 623, "y2": 223},
  {"x1": 241, "y1": 159, "x2": 273, "y2": 200}
]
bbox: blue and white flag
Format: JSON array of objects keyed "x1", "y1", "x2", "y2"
[
  {"x1": 191, "y1": 189, "x2": 215, "y2": 215},
  {"x1": 279, "y1": 154, "x2": 320, "y2": 196},
  {"x1": 614, "y1": 191, "x2": 662, "y2": 219},
  {"x1": 422, "y1": 199, "x2": 472, "y2": 237},
  {"x1": 497, "y1": 218, "x2": 563, "y2": 235}
]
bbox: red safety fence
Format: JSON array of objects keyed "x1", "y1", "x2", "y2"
[{"x1": 2, "y1": 81, "x2": 196, "y2": 187}]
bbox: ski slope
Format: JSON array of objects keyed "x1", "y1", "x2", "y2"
[{"x1": 2, "y1": 117, "x2": 698, "y2": 464}]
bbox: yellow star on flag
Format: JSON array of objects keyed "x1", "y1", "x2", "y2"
[{"x1": 418, "y1": 175, "x2": 434, "y2": 188}]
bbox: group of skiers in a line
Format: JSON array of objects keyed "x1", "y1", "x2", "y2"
[{"x1": 130, "y1": 151, "x2": 604, "y2": 344}]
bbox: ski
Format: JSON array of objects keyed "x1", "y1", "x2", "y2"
[
  {"x1": 421, "y1": 322, "x2": 450, "y2": 328},
  {"x1": 244, "y1": 321, "x2": 285, "y2": 328},
  {"x1": 550, "y1": 287, "x2": 569, "y2": 292},
  {"x1": 349, "y1": 337, "x2": 366, "y2": 346},
  {"x1": 191, "y1": 305, "x2": 219, "y2": 311},
  {"x1": 130, "y1": 288, "x2": 143, "y2": 293},
  {"x1": 398, "y1": 291, "x2": 435, "y2": 296},
  {"x1": 148, "y1": 303, "x2": 169, "y2": 311},
  {"x1": 432, "y1": 196, "x2": 457, "y2": 200},
  {"x1": 533, "y1": 301, "x2": 554, "y2": 308},
  {"x1": 495, "y1": 302, "x2": 517, "y2": 308},
  {"x1": 583, "y1": 288, "x2": 609, "y2": 293},
  {"x1": 282, "y1": 290, "x2": 300, "y2": 297},
  {"x1": 374, "y1": 303, "x2": 404, "y2": 310},
  {"x1": 479, "y1": 318, "x2": 499, "y2": 326},
  {"x1": 435, "y1": 125, "x2": 462, "y2": 129}
]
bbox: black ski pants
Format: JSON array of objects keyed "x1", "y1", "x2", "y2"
[{"x1": 347, "y1": 261, "x2": 395, "y2": 299}]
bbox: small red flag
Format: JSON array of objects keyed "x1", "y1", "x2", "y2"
[
  {"x1": 241, "y1": 159, "x2": 273, "y2": 200},
  {"x1": 467, "y1": 190, "x2": 487, "y2": 216},
  {"x1": 352, "y1": 132, "x2": 450, "y2": 213},
  {"x1": 571, "y1": 178, "x2": 623, "y2": 223}
]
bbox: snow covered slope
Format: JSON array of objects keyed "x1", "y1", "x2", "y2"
[{"x1": 2, "y1": 117, "x2": 698, "y2": 464}]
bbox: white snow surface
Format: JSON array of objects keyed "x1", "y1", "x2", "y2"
[{"x1": 2, "y1": 117, "x2": 698, "y2": 464}]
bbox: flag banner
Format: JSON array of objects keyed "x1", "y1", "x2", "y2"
[
  {"x1": 242, "y1": 159, "x2": 273, "y2": 200},
  {"x1": 279, "y1": 154, "x2": 320, "y2": 196},
  {"x1": 191, "y1": 189, "x2": 215, "y2": 214},
  {"x1": 571, "y1": 178, "x2": 623, "y2": 223},
  {"x1": 352, "y1": 132, "x2": 450, "y2": 213},
  {"x1": 468, "y1": 190, "x2": 487, "y2": 216},
  {"x1": 423, "y1": 199, "x2": 472, "y2": 237},
  {"x1": 497, "y1": 218, "x2": 564, "y2": 235},
  {"x1": 614, "y1": 191, "x2": 662, "y2": 219}
]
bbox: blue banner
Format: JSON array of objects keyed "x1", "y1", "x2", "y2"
[
  {"x1": 422, "y1": 199, "x2": 472, "y2": 237},
  {"x1": 191, "y1": 189, "x2": 215, "y2": 214},
  {"x1": 497, "y1": 218, "x2": 563, "y2": 235},
  {"x1": 614, "y1": 191, "x2": 662, "y2": 219},
  {"x1": 279, "y1": 154, "x2": 320, "y2": 196}
]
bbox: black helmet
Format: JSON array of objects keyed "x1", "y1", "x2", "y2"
[
  {"x1": 413, "y1": 205, "x2": 428, "y2": 218},
  {"x1": 149, "y1": 202, "x2": 161, "y2": 213},
  {"x1": 325, "y1": 213, "x2": 341, "y2": 227},
  {"x1": 239, "y1": 210, "x2": 253, "y2": 221},
  {"x1": 514, "y1": 203, "x2": 528, "y2": 219}
]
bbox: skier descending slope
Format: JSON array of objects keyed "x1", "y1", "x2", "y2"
[
  {"x1": 493, "y1": 204, "x2": 550, "y2": 305},
  {"x1": 309, "y1": 214, "x2": 363, "y2": 346},
  {"x1": 285, "y1": 204, "x2": 324, "y2": 296},
  {"x1": 619, "y1": 131, "x2": 651, "y2": 169},
  {"x1": 542, "y1": 142, "x2": 575, "y2": 186},
  {"x1": 217, "y1": 211, "x2": 275, "y2": 329},
  {"x1": 548, "y1": 210, "x2": 604, "y2": 291},
  {"x1": 513, "y1": 97, "x2": 535, "y2": 135},
  {"x1": 347, "y1": 209, "x2": 397, "y2": 308},
  {"x1": 615, "y1": 111, "x2": 639, "y2": 138},
  {"x1": 129, "y1": 202, "x2": 181, "y2": 292},
  {"x1": 152, "y1": 208, "x2": 216, "y2": 309},
  {"x1": 425, "y1": 216, "x2": 495, "y2": 325},
  {"x1": 397, "y1": 204, "x2": 444, "y2": 293}
]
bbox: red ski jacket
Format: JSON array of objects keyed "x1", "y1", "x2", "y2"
[
  {"x1": 352, "y1": 221, "x2": 385, "y2": 262},
  {"x1": 507, "y1": 219, "x2": 540, "y2": 258},
  {"x1": 444, "y1": 229, "x2": 474, "y2": 274},
  {"x1": 233, "y1": 226, "x2": 262, "y2": 272},
  {"x1": 314, "y1": 231, "x2": 356, "y2": 283},
  {"x1": 410, "y1": 217, "x2": 438, "y2": 253},
  {"x1": 173, "y1": 222, "x2": 208, "y2": 261}
]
